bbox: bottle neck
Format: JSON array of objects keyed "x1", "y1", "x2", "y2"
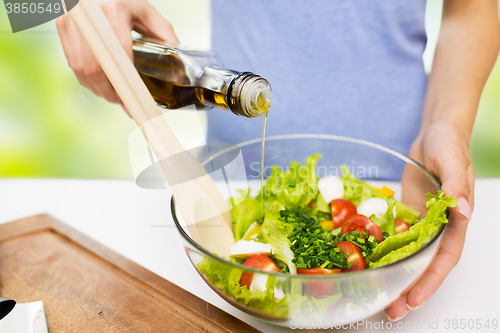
[{"x1": 228, "y1": 72, "x2": 272, "y2": 118}]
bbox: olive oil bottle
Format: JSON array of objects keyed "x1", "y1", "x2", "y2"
[{"x1": 133, "y1": 37, "x2": 272, "y2": 118}]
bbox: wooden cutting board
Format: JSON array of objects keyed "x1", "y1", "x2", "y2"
[{"x1": 0, "y1": 214, "x2": 260, "y2": 332}]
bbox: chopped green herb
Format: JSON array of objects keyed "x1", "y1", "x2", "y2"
[
  {"x1": 279, "y1": 210, "x2": 350, "y2": 270},
  {"x1": 338, "y1": 232, "x2": 378, "y2": 257}
]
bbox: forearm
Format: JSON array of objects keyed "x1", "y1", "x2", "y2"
[{"x1": 421, "y1": 0, "x2": 500, "y2": 137}]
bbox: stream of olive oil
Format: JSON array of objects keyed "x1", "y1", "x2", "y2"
[{"x1": 260, "y1": 112, "x2": 268, "y2": 219}]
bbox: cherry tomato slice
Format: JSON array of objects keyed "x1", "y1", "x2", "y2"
[
  {"x1": 298, "y1": 267, "x2": 341, "y2": 298},
  {"x1": 395, "y1": 218, "x2": 409, "y2": 234},
  {"x1": 327, "y1": 295, "x2": 348, "y2": 316},
  {"x1": 239, "y1": 255, "x2": 280, "y2": 288},
  {"x1": 335, "y1": 241, "x2": 366, "y2": 272},
  {"x1": 331, "y1": 199, "x2": 357, "y2": 229},
  {"x1": 297, "y1": 267, "x2": 342, "y2": 275},
  {"x1": 341, "y1": 214, "x2": 383, "y2": 242}
]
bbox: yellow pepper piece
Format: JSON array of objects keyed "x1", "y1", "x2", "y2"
[
  {"x1": 319, "y1": 220, "x2": 334, "y2": 231},
  {"x1": 367, "y1": 184, "x2": 395, "y2": 197}
]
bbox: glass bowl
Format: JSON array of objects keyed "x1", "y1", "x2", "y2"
[{"x1": 171, "y1": 134, "x2": 443, "y2": 327}]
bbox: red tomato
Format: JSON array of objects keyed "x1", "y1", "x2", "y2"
[
  {"x1": 298, "y1": 267, "x2": 341, "y2": 298},
  {"x1": 297, "y1": 267, "x2": 342, "y2": 275},
  {"x1": 395, "y1": 218, "x2": 409, "y2": 234},
  {"x1": 239, "y1": 255, "x2": 280, "y2": 288},
  {"x1": 327, "y1": 295, "x2": 348, "y2": 316},
  {"x1": 331, "y1": 199, "x2": 357, "y2": 229},
  {"x1": 341, "y1": 214, "x2": 383, "y2": 243},
  {"x1": 335, "y1": 241, "x2": 366, "y2": 272}
]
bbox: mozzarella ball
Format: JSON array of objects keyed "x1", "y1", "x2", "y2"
[
  {"x1": 318, "y1": 176, "x2": 344, "y2": 203},
  {"x1": 357, "y1": 197, "x2": 395, "y2": 219}
]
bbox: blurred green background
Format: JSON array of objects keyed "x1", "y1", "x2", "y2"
[{"x1": 0, "y1": 1, "x2": 499, "y2": 179}]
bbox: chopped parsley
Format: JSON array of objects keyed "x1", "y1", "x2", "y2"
[{"x1": 280, "y1": 210, "x2": 350, "y2": 270}]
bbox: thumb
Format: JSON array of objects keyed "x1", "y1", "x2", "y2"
[
  {"x1": 434, "y1": 144, "x2": 474, "y2": 222},
  {"x1": 131, "y1": 1, "x2": 180, "y2": 46}
]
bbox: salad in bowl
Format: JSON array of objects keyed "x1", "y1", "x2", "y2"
[{"x1": 172, "y1": 135, "x2": 456, "y2": 325}]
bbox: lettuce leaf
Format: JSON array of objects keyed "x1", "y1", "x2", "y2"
[
  {"x1": 369, "y1": 241, "x2": 422, "y2": 269},
  {"x1": 421, "y1": 191, "x2": 458, "y2": 227},
  {"x1": 315, "y1": 193, "x2": 331, "y2": 213},
  {"x1": 259, "y1": 154, "x2": 321, "y2": 212},
  {"x1": 340, "y1": 165, "x2": 375, "y2": 206},
  {"x1": 230, "y1": 190, "x2": 261, "y2": 241},
  {"x1": 197, "y1": 257, "x2": 291, "y2": 318},
  {"x1": 367, "y1": 223, "x2": 422, "y2": 263},
  {"x1": 261, "y1": 202, "x2": 297, "y2": 274},
  {"x1": 371, "y1": 197, "x2": 397, "y2": 235},
  {"x1": 197, "y1": 255, "x2": 346, "y2": 320},
  {"x1": 368, "y1": 191, "x2": 457, "y2": 268}
]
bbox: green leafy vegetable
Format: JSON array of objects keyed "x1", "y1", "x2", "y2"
[
  {"x1": 259, "y1": 154, "x2": 321, "y2": 212},
  {"x1": 230, "y1": 190, "x2": 261, "y2": 241},
  {"x1": 367, "y1": 224, "x2": 421, "y2": 263},
  {"x1": 261, "y1": 202, "x2": 297, "y2": 274},
  {"x1": 371, "y1": 197, "x2": 397, "y2": 236},
  {"x1": 315, "y1": 193, "x2": 331, "y2": 213},
  {"x1": 197, "y1": 257, "x2": 290, "y2": 317},
  {"x1": 340, "y1": 165, "x2": 375, "y2": 206},
  {"x1": 338, "y1": 231, "x2": 379, "y2": 257},
  {"x1": 197, "y1": 255, "x2": 346, "y2": 320},
  {"x1": 394, "y1": 203, "x2": 421, "y2": 226},
  {"x1": 368, "y1": 191, "x2": 457, "y2": 268}
]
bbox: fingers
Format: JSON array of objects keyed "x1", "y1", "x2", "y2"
[
  {"x1": 437, "y1": 152, "x2": 472, "y2": 218},
  {"x1": 423, "y1": 122, "x2": 474, "y2": 211},
  {"x1": 83, "y1": 1, "x2": 134, "y2": 104},
  {"x1": 101, "y1": 1, "x2": 134, "y2": 60},
  {"x1": 131, "y1": 0, "x2": 180, "y2": 46},
  {"x1": 56, "y1": 3, "x2": 124, "y2": 104},
  {"x1": 56, "y1": 15, "x2": 97, "y2": 95},
  {"x1": 81, "y1": 43, "x2": 120, "y2": 104},
  {"x1": 56, "y1": 1, "x2": 140, "y2": 106},
  {"x1": 385, "y1": 205, "x2": 469, "y2": 319},
  {"x1": 385, "y1": 295, "x2": 409, "y2": 322},
  {"x1": 406, "y1": 210, "x2": 468, "y2": 308}
]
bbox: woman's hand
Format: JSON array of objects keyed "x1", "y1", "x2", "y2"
[
  {"x1": 385, "y1": 120, "x2": 474, "y2": 321},
  {"x1": 385, "y1": 0, "x2": 499, "y2": 321},
  {"x1": 56, "y1": 0, "x2": 179, "y2": 107}
]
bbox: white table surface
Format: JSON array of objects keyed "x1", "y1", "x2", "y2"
[{"x1": 1, "y1": 179, "x2": 499, "y2": 332}]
